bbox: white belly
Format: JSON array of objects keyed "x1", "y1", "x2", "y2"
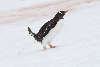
[{"x1": 42, "y1": 20, "x2": 64, "y2": 46}]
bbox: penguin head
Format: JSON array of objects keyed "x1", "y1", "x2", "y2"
[{"x1": 55, "y1": 10, "x2": 69, "y2": 19}]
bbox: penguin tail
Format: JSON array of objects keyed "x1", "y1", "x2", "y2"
[{"x1": 28, "y1": 27, "x2": 36, "y2": 36}]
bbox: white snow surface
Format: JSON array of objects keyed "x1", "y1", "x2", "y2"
[
  {"x1": 0, "y1": 0, "x2": 57, "y2": 11},
  {"x1": 0, "y1": 0, "x2": 100, "y2": 67}
]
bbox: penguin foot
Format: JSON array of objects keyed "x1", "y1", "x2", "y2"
[{"x1": 49, "y1": 44, "x2": 56, "y2": 48}]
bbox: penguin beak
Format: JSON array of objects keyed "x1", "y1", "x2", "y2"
[{"x1": 64, "y1": 10, "x2": 69, "y2": 13}]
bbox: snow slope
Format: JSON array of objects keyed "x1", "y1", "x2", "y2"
[
  {"x1": 0, "y1": 0, "x2": 57, "y2": 11},
  {"x1": 0, "y1": 1, "x2": 100, "y2": 67}
]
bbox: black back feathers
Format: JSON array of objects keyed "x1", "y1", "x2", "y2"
[{"x1": 28, "y1": 11, "x2": 67, "y2": 42}]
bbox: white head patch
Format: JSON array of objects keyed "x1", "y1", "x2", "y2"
[{"x1": 59, "y1": 11, "x2": 62, "y2": 14}]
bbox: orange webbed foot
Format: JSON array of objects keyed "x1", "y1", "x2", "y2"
[{"x1": 49, "y1": 44, "x2": 56, "y2": 48}]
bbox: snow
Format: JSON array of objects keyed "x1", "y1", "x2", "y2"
[
  {"x1": 0, "y1": 0, "x2": 100, "y2": 67},
  {"x1": 0, "y1": 0, "x2": 57, "y2": 11}
]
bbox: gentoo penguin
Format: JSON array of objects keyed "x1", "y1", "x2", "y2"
[{"x1": 28, "y1": 10, "x2": 69, "y2": 50}]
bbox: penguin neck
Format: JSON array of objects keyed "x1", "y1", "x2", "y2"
[{"x1": 51, "y1": 17, "x2": 60, "y2": 23}]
